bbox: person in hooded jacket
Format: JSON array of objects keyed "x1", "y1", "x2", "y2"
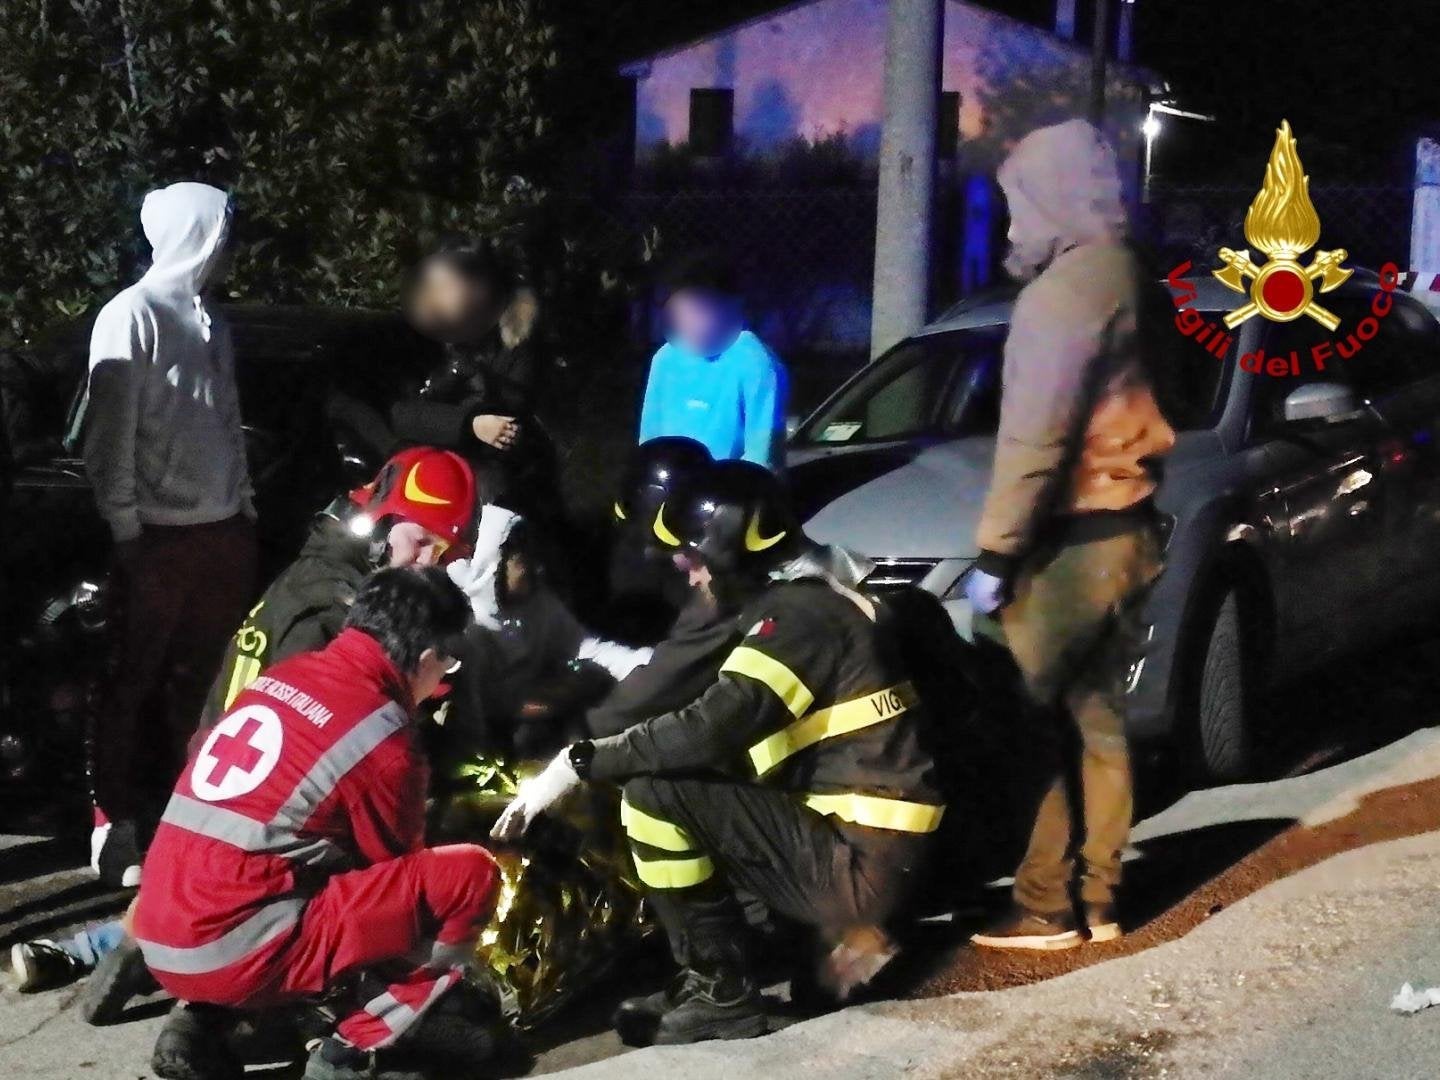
[
  {"x1": 7, "y1": 447, "x2": 483, "y2": 1025},
  {"x1": 78, "y1": 182, "x2": 258, "y2": 888},
  {"x1": 964, "y1": 120, "x2": 1176, "y2": 951}
]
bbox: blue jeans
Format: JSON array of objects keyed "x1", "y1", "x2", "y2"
[{"x1": 58, "y1": 920, "x2": 126, "y2": 970}]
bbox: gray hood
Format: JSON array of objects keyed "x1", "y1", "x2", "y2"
[
  {"x1": 998, "y1": 119, "x2": 1126, "y2": 280},
  {"x1": 139, "y1": 182, "x2": 233, "y2": 297}
]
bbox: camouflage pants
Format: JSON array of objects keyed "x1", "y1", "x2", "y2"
[{"x1": 992, "y1": 519, "x2": 1163, "y2": 912}]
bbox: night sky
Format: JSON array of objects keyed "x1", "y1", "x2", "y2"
[{"x1": 584, "y1": 0, "x2": 1440, "y2": 184}]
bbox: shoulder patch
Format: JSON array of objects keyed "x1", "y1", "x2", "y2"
[{"x1": 747, "y1": 617, "x2": 777, "y2": 639}]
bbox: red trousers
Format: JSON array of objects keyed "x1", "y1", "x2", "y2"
[
  {"x1": 92, "y1": 516, "x2": 257, "y2": 821},
  {"x1": 151, "y1": 845, "x2": 499, "y2": 1051}
]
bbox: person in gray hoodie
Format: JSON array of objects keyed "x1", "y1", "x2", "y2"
[
  {"x1": 964, "y1": 121, "x2": 1175, "y2": 951},
  {"x1": 80, "y1": 182, "x2": 258, "y2": 887}
]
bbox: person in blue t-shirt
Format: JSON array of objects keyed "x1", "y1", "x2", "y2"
[{"x1": 638, "y1": 252, "x2": 788, "y2": 470}]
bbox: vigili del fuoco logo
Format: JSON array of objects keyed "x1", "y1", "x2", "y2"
[{"x1": 1166, "y1": 120, "x2": 1400, "y2": 377}]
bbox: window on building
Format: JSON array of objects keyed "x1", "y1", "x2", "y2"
[
  {"x1": 689, "y1": 88, "x2": 734, "y2": 156},
  {"x1": 938, "y1": 91, "x2": 961, "y2": 158}
]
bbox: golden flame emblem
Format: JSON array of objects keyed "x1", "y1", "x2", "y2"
[{"x1": 1213, "y1": 121, "x2": 1352, "y2": 329}]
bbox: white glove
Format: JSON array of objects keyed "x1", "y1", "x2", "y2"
[
  {"x1": 576, "y1": 636, "x2": 654, "y2": 681},
  {"x1": 490, "y1": 749, "x2": 582, "y2": 843},
  {"x1": 964, "y1": 568, "x2": 1007, "y2": 615},
  {"x1": 446, "y1": 505, "x2": 521, "y2": 629}
]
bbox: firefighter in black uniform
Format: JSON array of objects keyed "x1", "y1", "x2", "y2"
[{"x1": 492, "y1": 461, "x2": 944, "y2": 1045}]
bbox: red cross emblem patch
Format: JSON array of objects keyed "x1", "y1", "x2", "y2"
[{"x1": 192, "y1": 705, "x2": 284, "y2": 802}]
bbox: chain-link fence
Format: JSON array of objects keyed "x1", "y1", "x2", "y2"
[
  {"x1": 583, "y1": 182, "x2": 1417, "y2": 357},
  {"x1": 1142, "y1": 184, "x2": 1414, "y2": 273}
]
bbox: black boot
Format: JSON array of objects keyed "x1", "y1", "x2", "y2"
[
  {"x1": 82, "y1": 935, "x2": 160, "y2": 1025},
  {"x1": 151, "y1": 1003, "x2": 243, "y2": 1080},
  {"x1": 613, "y1": 970, "x2": 688, "y2": 1047},
  {"x1": 616, "y1": 889, "x2": 766, "y2": 1046},
  {"x1": 652, "y1": 960, "x2": 766, "y2": 1045}
]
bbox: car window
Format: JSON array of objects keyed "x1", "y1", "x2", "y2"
[
  {"x1": 795, "y1": 328, "x2": 1005, "y2": 446},
  {"x1": 1255, "y1": 291, "x2": 1439, "y2": 417}
]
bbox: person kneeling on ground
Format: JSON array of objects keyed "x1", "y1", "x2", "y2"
[
  {"x1": 442, "y1": 504, "x2": 653, "y2": 760},
  {"x1": 6, "y1": 447, "x2": 482, "y2": 1022},
  {"x1": 491, "y1": 462, "x2": 944, "y2": 1045},
  {"x1": 133, "y1": 568, "x2": 500, "y2": 1080}
]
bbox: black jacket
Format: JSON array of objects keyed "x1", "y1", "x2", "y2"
[
  {"x1": 200, "y1": 516, "x2": 373, "y2": 728},
  {"x1": 586, "y1": 594, "x2": 741, "y2": 739},
  {"x1": 388, "y1": 287, "x2": 557, "y2": 504},
  {"x1": 590, "y1": 578, "x2": 944, "y2": 838}
]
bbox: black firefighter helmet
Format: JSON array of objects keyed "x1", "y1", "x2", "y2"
[
  {"x1": 652, "y1": 459, "x2": 803, "y2": 577},
  {"x1": 615, "y1": 436, "x2": 713, "y2": 527}
]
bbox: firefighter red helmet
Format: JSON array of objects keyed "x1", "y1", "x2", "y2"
[{"x1": 349, "y1": 448, "x2": 478, "y2": 558}]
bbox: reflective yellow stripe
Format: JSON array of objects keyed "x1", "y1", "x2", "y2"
[
  {"x1": 748, "y1": 682, "x2": 917, "y2": 776},
  {"x1": 721, "y1": 647, "x2": 813, "y2": 717},
  {"x1": 632, "y1": 852, "x2": 715, "y2": 889},
  {"x1": 621, "y1": 798, "x2": 698, "y2": 853},
  {"x1": 223, "y1": 655, "x2": 263, "y2": 711},
  {"x1": 803, "y1": 792, "x2": 945, "y2": 834}
]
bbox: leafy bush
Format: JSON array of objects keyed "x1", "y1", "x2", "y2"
[{"x1": 0, "y1": 0, "x2": 569, "y2": 347}]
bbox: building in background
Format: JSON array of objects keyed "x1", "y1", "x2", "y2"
[
  {"x1": 618, "y1": 0, "x2": 1158, "y2": 353},
  {"x1": 622, "y1": 0, "x2": 1154, "y2": 170}
]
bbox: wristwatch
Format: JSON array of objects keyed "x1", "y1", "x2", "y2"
[{"x1": 567, "y1": 740, "x2": 595, "y2": 780}]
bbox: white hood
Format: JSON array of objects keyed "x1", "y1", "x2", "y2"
[{"x1": 139, "y1": 182, "x2": 233, "y2": 298}]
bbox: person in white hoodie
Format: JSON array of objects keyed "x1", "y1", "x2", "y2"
[{"x1": 80, "y1": 182, "x2": 258, "y2": 886}]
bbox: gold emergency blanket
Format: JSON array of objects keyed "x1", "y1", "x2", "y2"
[{"x1": 436, "y1": 757, "x2": 655, "y2": 1031}]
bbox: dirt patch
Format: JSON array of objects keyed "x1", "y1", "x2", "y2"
[{"x1": 913, "y1": 773, "x2": 1440, "y2": 996}]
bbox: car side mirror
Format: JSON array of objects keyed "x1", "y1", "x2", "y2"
[{"x1": 1282, "y1": 382, "x2": 1360, "y2": 423}]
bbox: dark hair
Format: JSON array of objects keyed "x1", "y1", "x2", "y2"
[
  {"x1": 428, "y1": 233, "x2": 516, "y2": 297},
  {"x1": 344, "y1": 566, "x2": 471, "y2": 673},
  {"x1": 658, "y1": 248, "x2": 741, "y2": 302}
]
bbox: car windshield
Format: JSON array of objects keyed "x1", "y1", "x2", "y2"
[
  {"x1": 796, "y1": 306, "x2": 1230, "y2": 447},
  {"x1": 795, "y1": 327, "x2": 1007, "y2": 446}
]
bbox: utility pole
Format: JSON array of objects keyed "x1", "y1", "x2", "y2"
[
  {"x1": 1088, "y1": 0, "x2": 1111, "y2": 124},
  {"x1": 869, "y1": 0, "x2": 944, "y2": 359}
]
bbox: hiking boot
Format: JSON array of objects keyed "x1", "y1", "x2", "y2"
[
  {"x1": 9, "y1": 940, "x2": 82, "y2": 992},
  {"x1": 613, "y1": 972, "x2": 686, "y2": 1047},
  {"x1": 970, "y1": 905, "x2": 1082, "y2": 951},
  {"x1": 91, "y1": 819, "x2": 142, "y2": 888},
  {"x1": 1083, "y1": 901, "x2": 1122, "y2": 943},
  {"x1": 650, "y1": 966, "x2": 767, "y2": 1046},
  {"x1": 151, "y1": 1003, "x2": 243, "y2": 1080},
  {"x1": 82, "y1": 935, "x2": 159, "y2": 1025},
  {"x1": 816, "y1": 924, "x2": 899, "y2": 1004}
]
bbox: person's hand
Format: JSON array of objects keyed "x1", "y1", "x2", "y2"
[
  {"x1": 964, "y1": 567, "x2": 1007, "y2": 615},
  {"x1": 472, "y1": 414, "x2": 520, "y2": 451},
  {"x1": 490, "y1": 749, "x2": 582, "y2": 843}
]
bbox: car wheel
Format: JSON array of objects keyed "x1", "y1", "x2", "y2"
[{"x1": 1191, "y1": 586, "x2": 1254, "y2": 784}]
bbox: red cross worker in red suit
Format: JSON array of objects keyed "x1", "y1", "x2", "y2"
[
  {"x1": 132, "y1": 568, "x2": 500, "y2": 1080},
  {"x1": 198, "y1": 716, "x2": 266, "y2": 787}
]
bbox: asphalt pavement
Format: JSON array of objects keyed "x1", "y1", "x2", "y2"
[{"x1": 9, "y1": 723, "x2": 1440, "y2": 1078}]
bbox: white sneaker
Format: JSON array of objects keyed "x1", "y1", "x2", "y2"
[{"x1": 90, "y1": 821, "x2": 142, "y2": 888}]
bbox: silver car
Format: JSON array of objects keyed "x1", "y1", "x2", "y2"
[{"x1": 789, "y1": 270, "x2": 1440, "y2": 782}]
